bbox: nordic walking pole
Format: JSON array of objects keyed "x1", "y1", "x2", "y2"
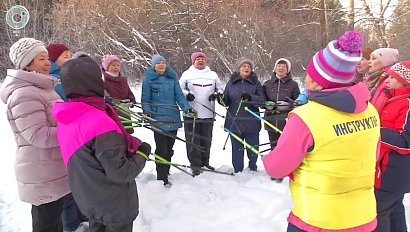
[
  {"x1": 136, "y1": 151, "x2": 234, "y2": 176},
  {"x1": 222, "y1": 99, "x2": 244, "y2": 150},
  {"x1": 244, "y1": 106, "x2": 283, "y2": 134},
  {"x1": 194, "y1": 100, "x2": 225, "y2": 118},
  {"x1": 150, "y1": 152, "x2": 195, "y2": 177},
  {"x1": 110, "y1": 100, "x2": 205, "y2": 152},
  {"x1": 223, "y1": 127, "x2": 262, "y2": 156}
]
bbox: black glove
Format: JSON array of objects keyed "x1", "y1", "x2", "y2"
[
  {"x1": 186, "y1": 108, "x2": 198, "y2": 118},
  {"x1": 137, "y1": 142, "x2": 151, "y2": 157},
  {"x1": 240, "y1": 93, "x2": 252, "y2": 101},
  {"x1": 186, "y1": 93, "x2": 195, "y2": 101},
  {"x1": 208, "y1": 92, "x2": 218, "y2": 101},
  {"x1": 217, "y1": 93, "x2": 225, "y2": 106}
]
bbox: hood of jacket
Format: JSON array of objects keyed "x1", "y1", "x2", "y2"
[
  {"x1": 53, "y1": 102, "x2": 97, "y2": 124},
  {"x1": 1, "y1": 69, "x2": 58, "y2": 104},
  {"x1": 49, "y1": 62, "x2": 61, "y2": 79},
  {"x1": 185, "y1": 65, "x2": 212, "y2": 75},
  {"x1": 144, "y1": 66, "x2": 177, "y2": 81},
  {"x1": 308, "y1": 82, "x2": 370, "y2": 114}
]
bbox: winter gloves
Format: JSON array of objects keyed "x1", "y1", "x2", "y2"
[
  {"x1": 208, "y1": 92, "x2": 218, "y2": 101},
  {"x1": 240, "y1": 93, "x2": 252, "y2": 101},
  {"x1": 186, "y1": 93, "x2": 195, "y2": 101},
  {"x1": 136, "y1": 142, "x2": 151, "y2": 157},
  {"x1": 185, "y1": 108, "x2": 198, "y2": 118},
  {"x1": 119, "y1": 99, "x2": 136, "y2": 108},
  {"x1": 217, "y1": 93, "x2": 225, "y2": 106}
]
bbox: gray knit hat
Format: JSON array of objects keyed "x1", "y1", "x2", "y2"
[
  {"x1": 234, "y1": 57, "x2": 254, "y2": 72},
  {"x1": 9, "y1": 38, "x2": 48, "y2": 69}
]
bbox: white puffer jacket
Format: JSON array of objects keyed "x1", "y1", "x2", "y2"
[
  {"x1": 0, "y1": 69, "x2": 69, "y2": 206},
  {"x1": 179, "y1": 66, "x2": 224, "y2": 119}
]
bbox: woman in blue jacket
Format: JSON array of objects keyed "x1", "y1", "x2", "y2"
[
  {"x1": 220, "y1": 57, "x2": 266, "y2": 173},
  {"x1": 142, "y1": 54, "x2": 195, "y2": 185}
]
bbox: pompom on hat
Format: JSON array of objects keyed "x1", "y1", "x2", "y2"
[
  {"x1": 101, "y1": 54, "x2": 120, "y2": 71},
  {"x1": 191, "y1": 52, "x2": 207, "y2": 64},
  {"x1": 306, "y1": 30, "x2": 364, "y2": 88},
  {"x1": 47, "y1": 43, "x2": 69, "y2": 62},
  {"x1": 9, "y1": 37, "x2": 48, "y2": 69},
  {"x1": 385, "y1": 60, "x2": 410, "y2": 86}
]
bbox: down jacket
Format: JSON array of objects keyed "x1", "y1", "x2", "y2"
[
  {"x1": 0, "y1": 69, "x2": 69, "y2": 206},
  {"x1": 141, "y1": 66, "x2": 191, "y2": 131},
  {"x1": 222, "y1": 72, "x2": 266, "y2": 133}
]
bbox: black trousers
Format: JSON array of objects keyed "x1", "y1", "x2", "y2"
[
  {"x1": 374, "y1": 188, "x2": 407, "y2": 232},
  {"x1": 287, "y1": 223, "x2": 306, "y2": 232},
  {"x1": 183, "y1": 117, "x2": 213, "y2": 167},
  {"x1": 154, "y1": 130, "x2": 177, "y2": 182},
  {"x1": 89, "y1": 218, "x2": 132, "y2": 232},
  {"x1": 32, "y1": 196, "x2": 65, "y2": 232}
]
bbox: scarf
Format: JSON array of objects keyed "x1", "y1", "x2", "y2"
[
  {"x1": 364, "y1": 71, "x2": 387, "y2": 96},
  {"x1": 69, "y1": 96, "x2": 141, "y2": 156}
]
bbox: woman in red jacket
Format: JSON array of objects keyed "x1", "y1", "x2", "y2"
[{"x1": 373, "y1": 60, "x2": 410, "y2": 232}]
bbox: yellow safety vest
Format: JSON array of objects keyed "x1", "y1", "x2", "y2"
[{"x1": 290, "y1": 101, "x2": 379, "y2": 229}]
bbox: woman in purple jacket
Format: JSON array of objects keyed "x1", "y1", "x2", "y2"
[{"x1": 101, "y1": 54, "x2": 136, "y2": 134}]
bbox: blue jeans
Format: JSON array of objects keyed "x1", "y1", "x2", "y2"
[
  {"x1": 230, "y1": 132, "x2": 259, "y2": 172},
  {"x1": 62, "y1": 193, "x2": 87, "y2": 231}
]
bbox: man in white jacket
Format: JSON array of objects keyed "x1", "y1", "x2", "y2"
[{"x1": 180, "y1": 52, "x2": 224, "y2": 175}]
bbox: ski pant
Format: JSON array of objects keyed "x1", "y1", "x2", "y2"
[
  {"x1": 374, "y1": 188, "x2": 407, "y2": 232},
  {"x1": 183, "y1": 117, "x2": 214, "y2": 167},
  {"x1": 154, "y1": 130, "x2": 177, "y2": 182},
  {"x1": 230, "y1": 132, "x2": 259, "y2": 173},
  {"x1": 89, "y1": 218, "x2": 132, "y2": 232},
  {"x1": 267, "y1": 130, "x2": 281, "y2": 149},
  {"x1": 287, "y1": 223, "x2": 306, "y2": 232},
  {"x1": 32, "y1": 195, "x2": 65, "y2": 232},
  {"x1": 62, "y1": 193, "x2": 87, "y2": 231}
]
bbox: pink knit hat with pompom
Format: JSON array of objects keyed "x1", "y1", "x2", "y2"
[{"x1": 307, "y1": 31, "x2": 364, "y2": 88}]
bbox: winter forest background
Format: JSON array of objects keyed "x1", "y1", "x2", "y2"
[{"x1": 1, "y1": 0, "x2": 409, "y2": 84}]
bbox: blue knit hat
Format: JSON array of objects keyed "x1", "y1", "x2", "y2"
[{"x1": 151, "y1": 54, "x2": 166, "y2": 67}]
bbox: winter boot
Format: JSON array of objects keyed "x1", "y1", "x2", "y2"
[
  {"x1": 203, "y1": 164, "x2": 215, "y2": 171},
  {"x1": 192, "y1": 166, "x2": 201, "y2": 176}
]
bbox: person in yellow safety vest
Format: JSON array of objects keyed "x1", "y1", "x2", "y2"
[{"x1": 263, "y1": 31, "x2": 380, "y2": 232}]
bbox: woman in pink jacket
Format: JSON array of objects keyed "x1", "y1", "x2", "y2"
[{"x1": 0, "y1": 38, "x2": 70, "y2": 231}]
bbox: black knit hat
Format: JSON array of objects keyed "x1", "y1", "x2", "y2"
[{"x1": 60, "y1": 57, "x2": 104, "y2": 98}]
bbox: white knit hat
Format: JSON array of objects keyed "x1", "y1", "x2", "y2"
[
  {"x1": 370, "y1": 48, "x2": 399, "y2": 68},
  {"x1": 9, "y1": 38, "x2": 48, "y2": 69},
  {"x1": 274, "y1": 58, "x2": 291, "y2": 73}
]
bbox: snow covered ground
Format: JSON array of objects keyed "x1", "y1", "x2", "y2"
[{"x1": 0, "y1": 86, "x2": 409, "y2": 232}]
